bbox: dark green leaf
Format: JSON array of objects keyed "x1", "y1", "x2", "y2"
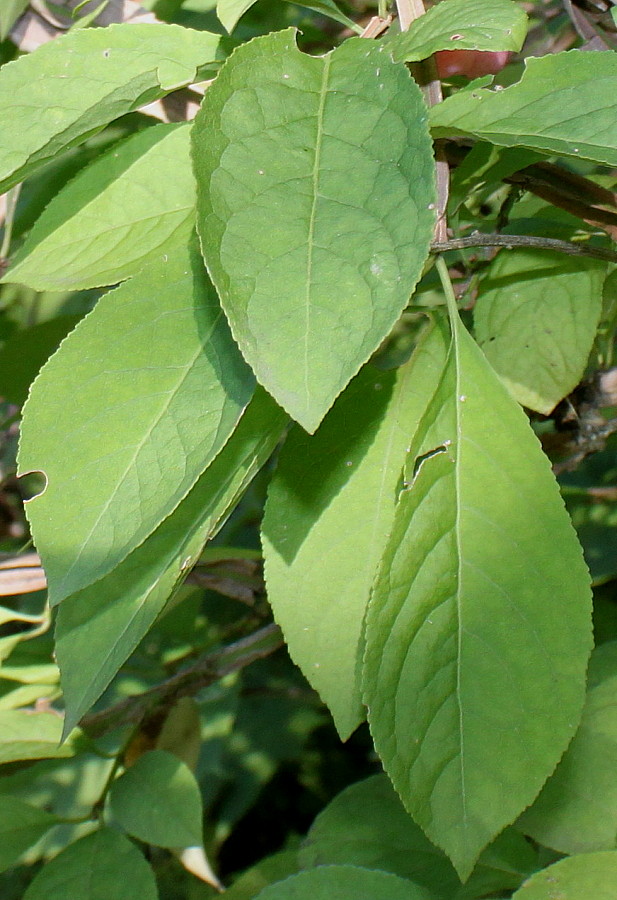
[
  {"x1": 254, "y1": 865, "x2": 432, "y2": 900},
  {"x1": 0, "y1": 797, "x2": 57, "y2": 873}
]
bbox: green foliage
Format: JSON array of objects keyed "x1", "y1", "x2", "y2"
[{"x1": 1, "y1": 0, "x2": 616, "y2": 897}]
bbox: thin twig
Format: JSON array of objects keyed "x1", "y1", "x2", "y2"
[
  {"x1": 431, "y1": 233, "x2": 617, "y2": 264},
  {"x1": 80, "y1": 624, "x2": 283, "y2": 738}
]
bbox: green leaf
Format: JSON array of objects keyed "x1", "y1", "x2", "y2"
[
  {"x1": 217, "y1": 0, "x2": 360, "y2": 35},
  {"x1": 512, "y1": 851, "x2": 617, "y2": 899},
  {"x1": 109, "y1": 750, "x2": 203, "y2": 848},
  {"x1": 254, "y1": 865, "x2": 432, "y2": 900},
  {"x1": 0, "y1": 797, "x2": 58, "y2": 873},
  {"x1": 0, "y1": 0, "x2": 29, "y2": 40},
  {"x1": 390, "y1": 0, "x2": 527, "y2": 63},
  {"x1": 56, "y1": 389, "x2": 288, "y2": 734},
  {"x1": 0, "y1": 316, "x2": 81, "y2": 407},
  {"x1": 19, "y1": 241, "x2": 254, "y2": 606},
  {"x1": 363, "y1": 300, "x2": 593, "y2": 877},
  {"x1": 192, "y1": 29, "x2": 435, "y2": 432},
  {"x1": 23, "y1": 827, "x2": 158, "y2": 900},
  {"x1": 3, "y1": 125, "x2": 196, "y2": 291},
  {"x1": 226, "y1": 851, "x2": 301, "y2": 900},
  {"x1": 262, "y1": 325, "x2": 448, "y2": 739},
  {"x1": 0, "y1": 711, "x2": 78, "y2": 763},
  {"x1": 0, "y1": 23, "x2": 221, "y2": 194},
  {"x1": 430, "y1": 50, "x2": 617, "y2": 166},
  {"x1": 300, "y1": 774, "x2": 536, "y2": 900},
  {"x1": 474, "y1": 250, "x2": 605, "y2": 414},
  {"x1": 517, "y1": 641, "x2": 617, "y2": 854}
]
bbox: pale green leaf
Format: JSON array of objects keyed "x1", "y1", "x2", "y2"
[
  {"x1": 262, "y1": 325, "x2": 448, "y2": 739},
  {"x1": 474, "y1": 249, "x2": 605, "y2": 414},
  {"x1": 512, "y1": 851, "x2": 617, "y2": 900},
  {"x1": 430, "y1": 50, "x2": 617, "y2": 166},
  {"x1": 192, "y1": 29, "x2": 435, "y2": 432},
  {"x1": 0, "y1": 664, "x2": 59, "y2": 685},
  {"x1": 254, "y1": 865, "x2": 431, "y2": 900},
  {"x1": 0, "y1": 711, "x2": 78, "y2": 763},
  {"x1": 109, "y1": 750, "x2": 203, "y2": 848},
  {"x1": 300, "y1": 774, "x2": 536, "y2": 900},
  {"x1": 0, "y1": 23, "x2": 221, "y2": 193},
  {"x1": 23, "y1": 827, "x2": 158, "y2": 900},
  {"x1": 3, "y1": 125, "x2": 196, "y2": 291},
  {"x1": 0, "y1": 0, "x2": 29, "y2": 40},
  {"x1": 390, "y1": 0, "x2": 527, "y2": 63},
  {"x1": 0, "y1": 684, "x2": 61, "y2": 711},
  {"x1": 56, "y1": 389, "x2": 288, "y2": 734},
  {"x1": 0, "y1": 797, "x2": 58, "y2": 873},
  {"x1": 518, "y1": 641, "x2": 617, "y2": 854},
  {"x1": 19, "y1": 242, "x2": 254, "y2": 606},
  {"x1": 363, "y1": 303, "x2": 593, "y2": 877}
]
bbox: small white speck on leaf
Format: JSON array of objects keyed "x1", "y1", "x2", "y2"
[
  {"x1": 427, "y1": 203, "x2": 435, "y2": 210},
  {"x1": 258, "y1": 169, "x2": 264, "y2": 175},
  {"x1": 459, "y1": 394, "x2": 467, "y2": 402},
  {"x1": 283, "y1": 73, "x2": 290, "y2": 79},
  {"x1": 345, "y1": 461, "x2": 353, "y2": 467},
  {"x1": 374, "y1": 382, "x2": 383, "y2": 391}
]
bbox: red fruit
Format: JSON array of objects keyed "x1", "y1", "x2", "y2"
[{"x1": 434, "y1": 49, "x2": 511, "y2": 79}]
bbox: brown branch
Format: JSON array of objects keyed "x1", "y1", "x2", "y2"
[
  {"x1": 431, "y1": 232, "x2": 617, "y2": 263},
  {"x1": 81, "y1": 623, "x2": 283, "y2": 739}
]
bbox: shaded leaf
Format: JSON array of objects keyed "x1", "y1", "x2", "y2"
[
  {"x1": 254, "y1": 865, "x2": 431, "y2": 900},
  {"x1": 512, "y1": 851, "x2": 617, "y2": 899},
  {"x1": 226, "y1": 851, "x2": 301, "y2": 900},
  {"x1": 109, "y1": 750, "x2": 203, "y2": 848},
  {"x1": 0, "y1": 0, "x2": 29, "y2": 40},
  {"x1": 0, "y1": 23, "x2": 221, "y2": 193},
  {"x1": 19, "y1": 242, "x2": 254, "y2": 606},
  {"x1": 217, "y1": 0, "x2": 359, "y2": 35},
  {"x1": 0, "y1": 316, "x2": 81, "y2": 407},
  {"x1": 23, "y1": 827, "x2": 157, "y2": 900},
  {"x1": 390, "y1": 0, "x2": 527, "y2": 63},
  {"x1": 56, "y1": 388, "x2": 287, "y2": 734},
  {"x1": 474, "y1": 249, "x2": 605, "y2": 414},
  {"x1": 3, "y1": 125, "x2": 196, "y2": 291},
  {"x1": 363, "y1": 301, "x2": 593, "y2": 877},
  {"x1": 430, "y1": 50, "x2": 617, "y2": 166},
  {"x1": 0, "y1": 797, "x2": 58, "y2": 873},
  {"x1": 193, "y1": 28, "x2": 435, "y2": 432},
  {"x1": 262, "y1": 325, "x2": 448, "y2": 739},
  {"x1": 0, "y1": 711, "x2": 79, "y2": 763}
]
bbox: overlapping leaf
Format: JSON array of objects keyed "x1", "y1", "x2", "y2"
[
  {"x1": 390, "y1": 0, "x2": 527, "y2": 63},
  {"x1": 3, "y1": 125, "x2": 196, "y2": 291},
  {"x1": 474, "y1": 249, "x2": 605, "y2": 413},
  {"x1": 217, "y1": 0, "x2": 359, "y2": 36},
  {"x1": 262, "y1": 325, "x2": 448, "y2": 739},
  {"x1": 19, "y1": 243, "x2": 254, "y2": 606},
  {"x1": 254, "y1": 865, "x2": 431, "y2": 900},
  {"x1": 0, "y1": 798, "x2": 57, "y2": 873},
  {"x1": 363, "y1": 301, "x2": 593, "y2": 877},
  {"x1": 512, "y1": 852, "x2": 617, "y2": 899},
  {"x1": 430, "y1": 51, "x2": 617, "y2": 166},
  {"x1": 192, "y1": 28, "x2": 435, "y2": 432},
  {"x1": 56, "y1": 390, "x2": 287, "y2": 735},
  {"x1": 0, "y1": 0, "x2": 28, "y2": 40},
  {"x1": 0, "y1": 23, "x2": 221, "y2": 193},
  {"x1": 0, "y1": 711, "x2": 78, "y2": 763}
]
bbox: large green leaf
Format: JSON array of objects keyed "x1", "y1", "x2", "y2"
[
  {"x1": 254, "y1": 865, "x2": 431, "y2": 900},
  {"x1": 512, "y1": 852, "x2": 617, "y2": 899},
  {"x1": 3, "y1": 125, "x2": 196, "y2": 291},
  {"x1": 0, "y1": 711, "x2": 78, "y2": 763},
  {"x1": 0, "y1": 24, "x2": 221, "y2": 194},
  {"x1": 430, "y1": 51, "x2": 617, "y2": 166},
  {"x1": 192, "y1": 29, "x2": 435, "y2": 432},
  {"x1": 517, "y1": 641, "x2": 617, "y2": 854},
  {"x1": 390, "y1": 0, "x2": 527, "y2": 63},
  {"x1": 19, "y1": 242, "x2": 254, "y2": 606},
  {"x1": 109, "y1": 750, "x2": 203, "y2": 848},
  {"x1": 474, "y1": 250, "x2": 605, "y2": 414},
  {"x1": 0, "y1": 0, "x2": 28, "y2": 40},
  {"x1": 0, "y1": 797, "x2": 58, "y2": 873},
  {"x1": 23, "y1": 828, "x2": 158, "y2": 900},
  {"x1": 262, "y1": 325, "x2": 448, "y2": 739},
  {"x1": 300, "y1": 774, "x2": 537, "y2": 900},
  {"x1": 55, "y1": 389, "x2": 288, "y2": 735},
  {"x1": 363, "y1": 296, "x2": 593, "y2": 877}
]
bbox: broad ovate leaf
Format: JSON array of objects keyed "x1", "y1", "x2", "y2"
[
  {"x1": 512, "y1": 851, "x2": 617, "y2": 900},
  {"x1": 56, "y1": 389, "x2": 287, "y2": 735},
  {"x1": 192, "y1": 28, "x2": 435, "y2": 432},
  {"x1": 109, "y1": 750, "x2": 203, "y2": 848},
  {"x1": 23, "y1": 828, "x2": 157, "y2": 900},
  {"x1": 262, "y1": 325, "x2": 448, "y2": 739},
  {"x1": 430, "y1": 50, "x2": 617, "y2": 166},
  {"x1": 474, "y1": 249, "x2": 605, "y2": 414},
  {"x1": 19, "y1": 242, "x2": 254, "y2": 605},
  {"x1": 363, "y1": 301, "x2": 592, "y2": 877},
  {"x1": 3, "y1": 125, "x2": 196, "y2": 291},
  {"x1": 254, "y1": 865, "x2": 431, "y2": 900},
  {"x1": 517, "y1": 641, "x2": 617, "y2": 854},
  {"x1": 0, "y1": 23, "x2": 221, "y2": 193},
  {"x1": 390, "y1": 0, "x2": 527, "y2": 63}
]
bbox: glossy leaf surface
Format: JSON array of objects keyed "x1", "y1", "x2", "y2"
[
  {"x1": 193, "y1": 28, "x2": 435, "y2": 431},
  {"x1": 19, "y1": 243, "x2": 254, "y2": 605}
]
